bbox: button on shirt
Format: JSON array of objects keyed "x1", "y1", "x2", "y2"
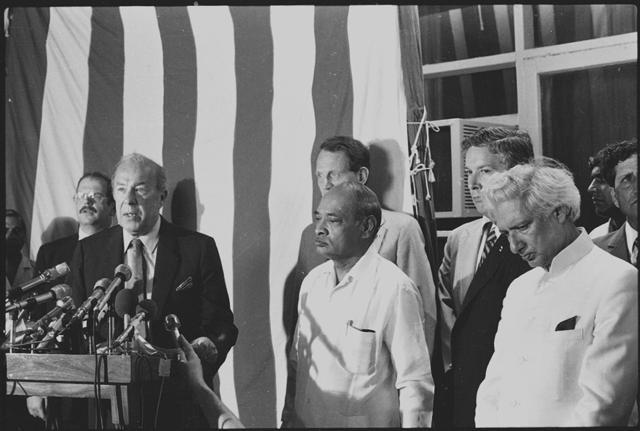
[
  {"x1": 283, "y1": 246, "x2": 434, "y2": 428},
  {"x1": 122, "y1": 218, "x2": 160, "y2": 300},
  {"x1": 475, "y1": 229, "x2": 638, "y2": 427}
]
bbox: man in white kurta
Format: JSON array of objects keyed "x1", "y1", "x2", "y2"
[
  {"x1": 475, "y1": 161, "x2": 638, "y2": 427},
  {"x1": 282, "y1": 182, "x2": 434, "y2": 428}
]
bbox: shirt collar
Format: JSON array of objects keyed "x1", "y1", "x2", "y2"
[
  {"x1": 624, "y1": 221, "x2": 637, "y2": 256},
  {"x1": 547, "y1": 228, "x2": 593, "y2": 275},
  {"x1": 78, "y1": 227, "x2": 91, "y2": 240},
  {"x1": 321, "y1": 242, "x2": 379, "y2": 288},
  {"x1": 122, "y1": 217, "x2": 161, "y2": 254},
  {"x1": 481, "y1": 215, "x2": 500, "y2": 236}
]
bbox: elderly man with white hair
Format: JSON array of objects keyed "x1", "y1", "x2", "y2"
[{"x1": 474, "y1": 159, "x2": 638, "y2": 427}]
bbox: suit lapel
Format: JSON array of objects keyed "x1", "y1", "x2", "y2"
[
  {"x1": 454, "y1": 220, "x2": 484, "y2": 309},
  {"x1": 460, "y1": 234, "x2": 508, "y2": 312},
  {"x1": 153, "y1": 219, "x2": 180, "y2": 314},
  {"x1": 607, "y1": 225, "x2": 629, "y2": 262}
]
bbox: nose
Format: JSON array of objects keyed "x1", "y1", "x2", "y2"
[
  {"x1": 315, "y1": 217, "x2": 328, "y2": 237},
  {"x1": 124, "y1": 187, "x2": 137, "y2": 204},
  {"x1": 467, "y1": 171, "x2": 480, "y2": 191},
  {"x1": 508, "y1": 232, "x2": 524, "y2": 255},
  {"x1": 587, "y1": 179, "x2": 598, "y2": 194}
]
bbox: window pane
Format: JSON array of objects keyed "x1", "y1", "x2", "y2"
[
  {"x1": 541, "y1": 62, "x2": 637, "y2": 231},
  {"x1": 424, "y1": 68, "x2": 516, "y2": 120},
  {"x1": 419, "y1": 5, "x2": 514, "y2": 65},
  {"x1": 533, "y1": 5, "x2": 637, "y2": 47}
]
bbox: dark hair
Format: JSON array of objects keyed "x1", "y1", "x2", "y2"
[
  {"x1": 334, "y1": 182, "x2": 381, "y2": 236},
  {"x1": 5, "y1": 209, "x2": 26, "y2": 231},
  {"x1": 462, "y1": 127, "x2": 534, "y2": 168},
  {"x1": 599, "y1": 138, "x2": 638, "y2": 186},
  {"x1": 319, "y1": 136, "x2": 370, "y2": 172},
  {"x1": 76, "y1": 172, "x2": 114, "y2": 205}
]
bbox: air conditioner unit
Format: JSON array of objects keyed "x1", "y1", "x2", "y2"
[{"x1": 428, "y1": 118, "x2": 516, "y2": 218}]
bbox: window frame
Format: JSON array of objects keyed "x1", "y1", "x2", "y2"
[{"x1": 421, "y1": 5, "x2": 638, "y2": 156}]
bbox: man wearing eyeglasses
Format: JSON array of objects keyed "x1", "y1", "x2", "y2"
[{"x1": 26, "y1": 172, "x2": 115, "y2": 428}]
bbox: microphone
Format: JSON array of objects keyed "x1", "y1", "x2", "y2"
[
  {"x1": 112, "y1": 299, "x2": 158, "y2": 348},
  {"x1": 58, "y1": 278, "x2": 109, "y2": 333},
  {"x1": 22, "y1": 296, "x2": 75, "y2": 337},
  {"x1": 95, "y1": 264, "x2": 132, "y2": 322},
  {"x1": 164, "y1": 314, "x2": 182, "y2": 347},
  {"x1": 6, "y1": 284, "x2": 71, "y2": 312},
  {"x1": 114, "y1": 289, "x2": 137, "y2": 328},
  {"x1": 6, "y1": 262, "x2": 70, "y2": 300}
]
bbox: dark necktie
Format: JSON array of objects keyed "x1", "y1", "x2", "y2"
[{"x1": 479, "y1": 223, "x2": 497, "y2": 268}]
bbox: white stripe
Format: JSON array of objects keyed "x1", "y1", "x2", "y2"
[
  {"x1": 188, "y1": 5, "x2": 239, "y2": 417},
  {"x1": 30, "y1": 7, "x2": 92, "y2": 259},
  {"x1": 269, "y1": 5, "x2": 316, "y2": 420},
  {"x1": 348, "y1": 5, "x2": 412, "y2": 213},
  {"x1": 120, "y1": 7, "x2": 164, "y2": 164}
]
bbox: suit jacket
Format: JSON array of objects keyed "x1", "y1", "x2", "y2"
[
  {"x1": 593, "y1": 224, "x2": 630, "y2": 263},
  {"x1": 284, "y1": 208, "x2": 437, "y2": 354},
  {"x1": 436, "y1": 218, "x2": 529, "y2": 427},
  {"x1": 35, "y1": 233, "x2": 79, "y2": 274},
  {"x1": 71, "y1": 218, "x2": 238, "y2": 370}
]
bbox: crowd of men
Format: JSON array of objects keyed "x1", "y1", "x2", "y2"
[{"x1": 4, "y1": 130, "x2": 638, "y2": 429}]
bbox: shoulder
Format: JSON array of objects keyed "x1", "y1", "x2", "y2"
[
  {"x1": 381, "y1": 209, "x2": 418, "y2": 228},
  {"x1": 373, "y1": 253, "x2": 418, "y2": 293},
  {"x1": 78, "y1": 225, "x2": 120, "y2": 248},
  {"x1": 592, "y1": 225, "x2": 623, "y2": 249},
  {"x1": 41, "y1": 233, "x2": 78, "y2": 250},
  {"x1": 587, "y1": 242, "x2": 635, "y2": 275},
  {"x1": 589, "y1": 221, "x2": 610, "y2": 239},
  {"x1": 447, "y1": 218, "x2": 483, "y2": 243}
]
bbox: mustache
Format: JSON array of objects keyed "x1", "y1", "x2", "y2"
[{"x1": 80, "y1": 205, "x2": 96, "y2": 213}]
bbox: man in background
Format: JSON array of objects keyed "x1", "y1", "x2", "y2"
[
  {"x1": 434, "y1": 127, "x2": 533, "y2": 427},
  {"x1": 6, "y1": 209, "x2": 34, "y2": 291},
  {"x1": 282, "y1": 182, "x2": 434, "y2": 427},
  {"x1": 284, "y1": 136, "x2": 437, "y2": 357},
  {"x1": 593, "y1": 139, "x2": 637, "y2": 265},
  {"x1": 587, "y1": 150, "x2": 625, "y2": 238},
  {"x1": 476, "y1": 159, "x2": 637, "y2": 426}
]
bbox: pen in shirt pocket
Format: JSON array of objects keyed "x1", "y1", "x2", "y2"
[{"x1": 346, "y1": 319, "x2": 375, "y2": 333}]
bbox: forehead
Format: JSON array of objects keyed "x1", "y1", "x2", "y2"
[
  {"x1": 114, "y1": 161, "x2": 155, "y2": 184},
  {"x1": 316, "y1": 150, "x2": 350, "y2": 171},
  {"x1": 464, "y1": 146, "x2": 505, "y2": 169},
  {"x1": 493, "y1": 199, "x2": 529, "y2": 229},
  {"x1": 77, "y1": 176, "x2": 107, "y2": 192},
  {"x1": 6, "y1": 215, "x2": 22, "y2": 228},
  {"x1": 615, "y1": 154, "x2": 638, "y2": 178},
  {"x1": 590, "y1": 166, "x2": 601, "y2": 177}
]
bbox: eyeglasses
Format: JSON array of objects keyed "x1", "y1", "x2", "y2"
[{"x1": 74, "y1": 192, "x2": 107, "y2": 202}]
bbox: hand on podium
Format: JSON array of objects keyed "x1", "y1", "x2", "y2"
[{"x1": 26, "y1": 396, "x2": 46, "y2": 421}]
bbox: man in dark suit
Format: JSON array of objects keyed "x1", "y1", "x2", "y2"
[
  {"x1": 433, "y1": 127, "x2": 533, "y2": 427},
  {"x1": 71, "y1": 153, "x2": 238, "y2": 429},
  {"x1": 27, "y1": 172, "x2": 114, "y2": 428},
  {"x1": 593, "y1": 139, "x2": 637, "y2": 266}
]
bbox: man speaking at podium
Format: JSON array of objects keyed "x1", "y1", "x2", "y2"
[{"x1": 71, "y1": 153, "x2": 238, "y2": 429}]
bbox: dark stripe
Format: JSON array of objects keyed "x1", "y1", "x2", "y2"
[
  {"x1": 310, "y1": 6, "x2": 353, "y2": 209},
  {"x1": 156, "y1": 7, "x2": 198, "y2": 231},
  {"x1": 83, "y1": 7, "x2": 124, "y2": 178},
  {"x1": 230, "y1": 6, "x2": 276, "y2": 427},
  {"x1": 5, "y1": 8, "x2": 50, "y2": 257}
]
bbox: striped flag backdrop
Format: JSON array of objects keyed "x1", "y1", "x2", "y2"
[{"x1": 6, "y1": 6, "x2": 424, "y2": 427}]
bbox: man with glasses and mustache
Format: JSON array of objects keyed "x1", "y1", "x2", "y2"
[{"x1": 25, "y1": 172, "x2": 114, "y2": 428}]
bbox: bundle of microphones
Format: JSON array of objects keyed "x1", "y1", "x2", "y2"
[{"x1": 4, "y1": 262, "x2": 218, "y2": 369}]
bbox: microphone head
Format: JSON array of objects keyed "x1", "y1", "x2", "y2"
[
  {"x1": 164, "y1": 314, "x2": 181, "y2": 332},
  {"x1": 114, "y1": 264, "x2": 132, "y2": 282},
  {"x1": 56, "y1": 296, "x2": 75, "y2": 310},
  {"x1": 136, "y1": 299, "x2": 158, "y2": 321},
  {"x1": 51, "y1": 284, "x2": 72, "y2": 299},
  {"x1": 51, "y1": 262, "x2": 70, "y2": 279},
  {"x1": 114, "y1": 289, "x2": 137, "y2": 318},
  {"x1": 94, "y1": 278, "x2": 111, "y2": 291}
]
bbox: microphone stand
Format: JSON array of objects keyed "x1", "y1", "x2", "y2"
[
  {"x1": 7, "y1": 309, "x2": 17, "y2": 353},
  {"x1": 107, "y1": 303, "x2": 116, "y2": 354},
  {"x1": 84, "y1": 310, "x2": 96, "y2": 354}
]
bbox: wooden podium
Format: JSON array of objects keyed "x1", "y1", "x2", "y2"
[{"x1": 6, "y1": 352, "x2": 164, "y2": 428}]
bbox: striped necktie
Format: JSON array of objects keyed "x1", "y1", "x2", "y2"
[
  {"x1": 632, "y1": 237, "x2": 638, "y2": 266},
  {"x1": 479, "y1": 223, "x2": 497, "y2": 268},
  {"x1": 126, "y1": 238, "x2": 147, "y2": 301}
]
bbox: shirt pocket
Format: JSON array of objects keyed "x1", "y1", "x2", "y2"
[
  {"x1": 342, "y1": 321, "x2": 377, "y2": 375},
  {"x1": 546, "y1": 328, "x2": 589, "y2": 400}
]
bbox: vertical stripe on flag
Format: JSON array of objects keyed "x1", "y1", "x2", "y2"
[
  {"x1": 449, "y1": 8, "x2": 476, "y2": 118},
  {"x1": 157, "y1": 6, "x2": 198, "y2": 231},
  {"x1": 83, "y1": 7, "x2": 124, "y2": 176},
  {"x1": 120, "y1": 6, "x2": 164, "y2": 163},
  {"x1": 6, "y1": 8, "x2": 50, "y2": 259},
  {"x1": 348, "y1": 5, "x2": 411, "y2": 212},
  {"x1": 311, "y1": 5, "x2": 353, "y2": 209},
  {"x1": 31, "y1": 7, "x2": 92, "y2": 255},
  {"x1": 187, "y1": 5, "x2": 239, "y2": 416},
  {"x1": 269, "y1": 5, "x2": 316, "y2": 419},
  {"x1": 229, "y1": 6, "x2": 277, "y2": 428}
]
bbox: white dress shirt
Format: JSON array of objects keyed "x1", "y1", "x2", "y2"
[
  {"x1": 624, "y1": 221, "x2": 637, "y2": 259},
  {"x1": 283, "y1": 245, "x2": 434, "y2": 428},
  {"x1": 476, "y1": 229, "x2": 638, "y2": 427},
  {"x1": 122, "y1": 217, "x2": 160, "y2": 300}
]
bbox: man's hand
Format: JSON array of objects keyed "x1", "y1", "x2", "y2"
[
  {"x1": 177, "y1": 334, "x2": 206, "y2": 390},
  {"x1": 26, "y1": 396, "x2": 46, "y2": 421}
]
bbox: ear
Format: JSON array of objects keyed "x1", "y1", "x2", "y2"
[
  {"x1": 360, "y1": 215, "x2": 377, "y2": 239},
  {"x1": 356, "y1": 167, "x2": 369, "y2": 184},
  {"x1": 160, "y1": 189, "x2": 168, "y2": 204},
  {"x1": 553, "y1": 206, "x2": 570, "y2": 223},
  {"x1": 610, "y1": 187, "x2": 620, "y2": 208}
]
